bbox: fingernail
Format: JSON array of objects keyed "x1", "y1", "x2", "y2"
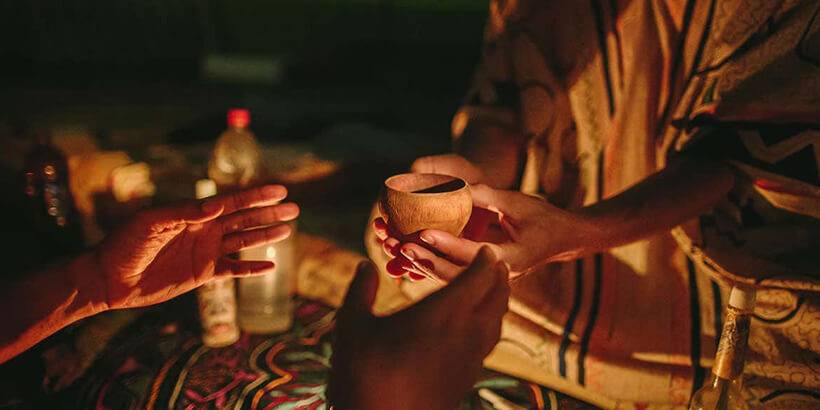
[
  {"x1": 420, "y1": 233, "x2": 435, "y2": 246},
  {"x1": 263, "y1": 185, "x2": 283, "y2": 197},
  {"x1": 408, "y1": 272, "x2": 426, "y2": 281},
  {"x1": 400, "y1": 248, "x2": 415, "y2": 261},
  {"x1": 201, "y1": 199, "x2": 221, "y2": 214}
]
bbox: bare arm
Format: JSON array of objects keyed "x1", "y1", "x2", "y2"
[
  {"x1": 577, "y1": 158, "x2": 735, "y2": 255},
  {"x1": 0, "y1": 184, "x2": 299, "y2": 364},
  {"x1": 390, "y1": 157, "x2": 736, "y2": 279},
  {"x1": 0, "y1": 253, "x2": 106, "y2": 364}
]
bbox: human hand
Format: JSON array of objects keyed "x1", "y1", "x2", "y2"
[
  {"x1": 95, "y1": 184, "x2": 299, "y2": 309},
  {"x1": 409, "y1": 153, "x2": 486, "y2": 184},
  {"x1": 372, "y1": 154, "x2": 495, "y2": 281},
  {"x1": 328, "y1": 247, "x2": 510, "y2": 410},
  {"x1": 392, "y1": 184, "x2": 600, "y2": 280},
  {"x1": 372, "y1": 206, "x2": 498, "y2": 281}
]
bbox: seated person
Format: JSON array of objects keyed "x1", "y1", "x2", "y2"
[{"x1": 369, "y1": 0, "x2": 820, "y2": 406}]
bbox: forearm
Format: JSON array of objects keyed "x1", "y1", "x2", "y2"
[
  {"x1": 577, "y1": 158, "x2": 735, "y2": 253},
  {"x1": 0, "y1": 252, "x2": 108, "y2": 364}
]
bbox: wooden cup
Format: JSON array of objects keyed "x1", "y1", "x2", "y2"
[{"x1": 380, "y1": 173, "x2": 472, "y2": 238}]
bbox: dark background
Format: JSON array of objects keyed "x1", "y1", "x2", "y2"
[
  {"x1": 0, "y1": 2, "x2": 489, "y2": 403},
  {"x1": 0, "y1": 0, "x2": 489, "y2": 274},
  {"x1": 0, "y1": 0, "x2": 487, "y2": 139}
]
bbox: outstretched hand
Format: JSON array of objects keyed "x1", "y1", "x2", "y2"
[
  {"x1": 96, "y1": 184, "x2": 299, "y2": 309},
  {"x1": 328, "y1": 247, "x2": 510, "y2": 410}
]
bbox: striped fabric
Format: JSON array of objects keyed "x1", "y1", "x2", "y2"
[{"x1": 454, "y1": 0, "x2": 819, "y2": 408}]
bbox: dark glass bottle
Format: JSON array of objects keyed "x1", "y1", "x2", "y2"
[{"x1": 22, "y1": 133, "x2": 85, "y2": 258}]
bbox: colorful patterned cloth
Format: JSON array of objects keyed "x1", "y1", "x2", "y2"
[{"x1": 55, "y1": 296, "x2": 597, "y2": 409}]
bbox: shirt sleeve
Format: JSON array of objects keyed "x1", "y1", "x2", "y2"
[{"x1": 662, "y1": 0, "x2": 819, "y2": 189}]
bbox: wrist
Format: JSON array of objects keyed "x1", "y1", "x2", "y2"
[
  {"x1": 544, "y1": 209, "x2": 607, "y2": 262},
  {"x1": 575, "y1": 209, "x2": 608, "y2": 253}
]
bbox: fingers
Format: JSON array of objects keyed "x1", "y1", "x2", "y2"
[
  {"x1": 222, "y1": 224, "x2": 292, "y2": 254},
  {"x1": 382, "y1": 237, "x2": 400, "y2": 258},
  {"x1": 215, "y1": 258, "x2": 276, "y2": 278},
  {"x1": 141, "y1": 200, "x2": 219, "y2": 232},
  {"x1": 399, "y1": 242, "x2": 464, "y2": 282},
  {"x1": 378, "y1": 218, "x2": 474, "y2": 282},
  {"x1": 470, "y1": 184, "x2": 526, "y2": 219},
  {"x1": 133, "y1": 185, "x2": 291, "y2": 234},
  {"x1": 441, "y1": 246, "x2": 501, "y2": 307},
  {"x1": 220, "y1": 202, "x2": 300, "y2": 233},
  {"x1": 410, "y1": 154, "x2": 483, "y2": 184},
  {"x1": 461, "y1": 206, "x2": 496, "y2": 240},
  {"x1": 201, "y1": 184, "x2": 288, "y2": 217},
  {"x1": 385, "y1": 256, "x2": 414, "y2": 278},
  {"x1": 385, "y1": 256, "x2": 429, "y2": 280},
  {"x1": 417, "y1": 229, "x2": 485, "y2": 265},
  {"x1": 373, "y1": 218, "x2": 389, "y2": 241},
  {"x1": 338, "y1": 261, "x2": 379, "y2": 319},
  {"x1": 406, "y1": 270, "x2": 427, "y2": 281}
]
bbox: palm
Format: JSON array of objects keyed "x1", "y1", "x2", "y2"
[
  {"x1": 95, "y1": 185, "x2": 299, "y2": 310},
  {"x1": 114, "y1": 223, "x2": 221, "y2": 307}
]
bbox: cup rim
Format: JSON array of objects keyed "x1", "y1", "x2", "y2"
[{"x1": 384, "y1": 173, "x2": 469, "y2": 195}]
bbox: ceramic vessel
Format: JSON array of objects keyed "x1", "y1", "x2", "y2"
[{"x1": 381, "y1": 173, "x2": 472, "y2": 238}]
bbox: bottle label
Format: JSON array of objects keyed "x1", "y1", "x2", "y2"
[
  {"x1": 713, "y1": 306, "x2": 751, "y2": 379},
  {"x1": 197, "y1": 278, "x2": 238, "y2": 338}
]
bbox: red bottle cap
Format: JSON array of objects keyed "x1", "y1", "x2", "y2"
[{"x1": 227, "y1": 109, "x2": 250, "y2": 128}]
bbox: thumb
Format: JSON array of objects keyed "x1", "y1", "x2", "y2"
[
  {"x1": 470, "y1": 184, "x2": 516, "y2": 216},
  {"x1": 443, "y1": 245, "x2": 500, "y2": 306},
  {"x1": 411, "y1": 154, "x2": 483, "y2": 184},
  {"x1": 339, "y1": 260, "x2": 379, "y2": 319}
]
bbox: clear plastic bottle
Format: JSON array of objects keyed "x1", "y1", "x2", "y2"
[
  {"x1": 207, "y1": 108, "x2": 263, "y2": 190},
  {"x1": 689, "y1": 286, "x2": 755, "y2": 410},
  {"x1": 195, "y1": 179, "x2": 240, "y2": 347},
  {"x1": 207, "y1": 108, "x2": 295, "y2": 334}
]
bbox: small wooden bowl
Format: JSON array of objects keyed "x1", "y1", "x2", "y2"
[{"x1": 380, "y1": 173, "x2": 472, "y2": 238}]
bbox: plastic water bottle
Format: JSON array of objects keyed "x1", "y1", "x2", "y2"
[
  {"x1": 207, "y1": 108, "x2": 295, "y2": 334},
  {"x1": 207, "y1": 108, "x2": 263, "y2": 190}
]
